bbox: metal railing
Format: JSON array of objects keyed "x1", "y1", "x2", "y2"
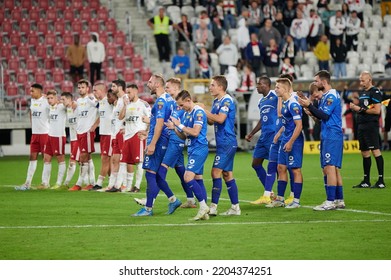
[{"x1": 0, "y1": 64, "x2": 4, "y2": 107}]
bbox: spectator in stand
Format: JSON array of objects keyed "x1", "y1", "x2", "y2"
[
  {"x1": 280, "y1": 34, "x2": 297, "y2": 66},
  {"x1": 345, "y1": 10, "x2": 361, "y2": 51},
  {"x1": 211, "y1": 11, "x2": 225, "y2": 51},
  {"x1": 222, "y1": 0, "x2": 237, "y2": 30},
  {"x1": 171, "y1": 47, "x2": 190, "y2": 80},
  {"x1": 317, "y1": 0, "x2": 330, "y2": 14},
  {"x1": 331, "y1": 38, "x2": 347, "y2": 78},
  {"x1": 236, "y1": 6, "x2": 250, "y2": 26},
  {"x1": 329, "y1": 10, "x2": 346, "y2": 50},
  {"x1": 245, "y1": 33, "x2": 264, "y2": 77},
  {"x1": 314, "y1": 34, "x2": 331, "y2": 71},
  {"x1": 386, "y1": 45, "x2": 391, "y2": 76},
  {"x1": 259, "y1": 19, "x2": 281, "y2": 47},
  {"x1": 282, "y1": 0, "x2": 297, "y2": 30},
  {"x1": 290, "y1": 10, "x2": 310, "y2": 53},
  {"x1": 341, "y1": 2, "x2": 350, "y2": 22},
  {"x1": 280, "y1": 57, "x2": 297, "y2": 80},
  {"x1": 238, "y1": 63, "x2": 257, "y2": 92},
  {"x1": 263, "y1": 38, "x2": 281, "y2": 78},
  {"x1": 237, "y1": 18, "x2": 251, "y2": 59},
  {"x1": 263, "y1": 0, "x2": 278, "y2": 22},
  {"x1": 273, "y1": 11, "x2": 287, "y2": 46},
  {"x1": 177, "y1": 14, "x2": 193, "y2": 54},
  {"x1": 195, "y1": 10, "x2": 212, "y2": 30},
  {"x1": 381, "y1": 0, "x2": 391, "y2": 18},
  {"x1": 320, "y1": 3, "x2": 335, "y2": 38},
  {"x1": 86, "y1": 32, "x2": 105, "y2": 86},
  {"x1": 307, "y1": 9, "x2": 323, "y2": 51},
  {"x1": 198, "y1": 47, "x2": 212, "y2": 78},
  {"x1": 346, "y1": 0, "x2": 365, "y2": 26},
  {"x1": 216, "y1": 35, "x2": 239, "y2": 75},
  {"x1": 147, "y1": 6, "x2": 176, "y2": 63},
  {"x1": 194, "y1": 20, "x2": 214, "y2": 51},
  {"x1": 248, "y1": 0, "x2": 264, "y2": 36},
  {"x1": 66, "y1": 34, "x2": 86, "y2": 84}
]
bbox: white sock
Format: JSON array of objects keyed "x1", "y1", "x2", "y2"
[
  {"x1": 108, "y1": 172, "x2": 118, "y2": 188},
  {"x1": 76, "y1": 165, "x2": 83, "y2": 186},
  {"x1": 96, "y1": 175, "x2": 105, "y2": 187},
  {"x1": 263, "y1": 191, "x2": 271, "y2": 197},
  {"x1": 56, "y1": 162, "x2": 66, "y2": 185},
  {"x1": 168, "y1": 196, "x2": 176, "y2": 203},
  {"x1": 135, "y1": 163, "x2": 143, "y2": 188},
  {"x1": 293, "y1": 198, "x2": 300, "y2": 204},
  {"x1": 126, "y1": 172, "x2": 134, "y2": 189},
  {"x1": 199, "y1": 200, "x2": 207, "y2": 208},
  {"x1": 25, "y1": 160, "x2": 37, "y2": 186},
  {"x1": 187, "y1": 197, "x2": 195, "y2": 204},
  {"x1": 115, "y1": 163, "x2": 127, "y2": 188},
  {"x1": 88, "y1": 159, "x2": 95, "y2": 185},
  {"x1": 42, "y1": 162, "x2": 52, "y2": 186},
  {"x1": 64, "y1": 163, "x2": 76, "y2": 185},
  {"x1": 81, "y1": 162, "x2": 89, "y2": 186},
  {"x1": 289, "y1": 191, "x2": 294, "y2": 198}
]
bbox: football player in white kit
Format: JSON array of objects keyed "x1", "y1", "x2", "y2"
[
  {"x1": 16, "y1": 83, "x2": 50, "y2": 191},
  {"x1": 118, "y1": 83, "x2": 151, "y2": 192}
]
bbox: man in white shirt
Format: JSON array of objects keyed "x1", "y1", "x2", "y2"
[
  {"x1": 39, "y1": 90, "x2": 68, "y2": 189},
  {"x1": 329, "y1": 10, "x2": 346, "y2": 50},
  {"x1": 345, "y1": 11, "x2": 361, "y2": 51},
  {"x1": 16, "y1": 83, "x2": 50, "y2": 191},
  {"x1": 86, "y1": 32, "x2": 105, "y2": 86},
  {"x1": 216, "y1": 35, "x2": 238, "y2": 75}
]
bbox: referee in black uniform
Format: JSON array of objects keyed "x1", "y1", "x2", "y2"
[{"x1": 349, "y1": 71, "x2": 386, "y2": 188}]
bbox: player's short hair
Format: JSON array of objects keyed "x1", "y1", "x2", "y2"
[
  {"x1": 94, "y1": 81, "x2": 106, "y2": 90},
  {"x1": 279, "y1": 73, "x2": 294, "y2": 82},
  {"x1": 166, "y1": 77, "x2": 182, "y2": 88},
  {"x1": 78, "y1": 79, "x2": 90, "y2": 87},
  {"x1": 176, "y1": 90, "x2": 191, "y2": 101},
  {"x1": 315, "y1": 70, "x2": 331, "y2": 84},
  {"x1": 46, "y1": 89, "x2": 57, "y2": 96},
  {"x1": 31, "y1": 83, "x2": 43, "y2": 91},
  {"x1": 258, "y1": 75, "x2": 271, "y2": 86},
  {"x1": 112, "y1": 79, "x2": 126, "y2": 91},
  {"x1": 275, "y1": 78, "x2": 292, "y2": 89},
  {"x1": 61, "y1": 92, "x2": 73, "y2": 99},
  {"x1": 152, "y1": 74, "x2": 165, "y2": 86},
  {"x1": 127, "y1": 83, "x2": 138, "y2": 90},
  {"x1": 212, "y1": 75, "x2": 228, "y2": 91},
  {"x1": 360, "y1": 70, "x2": 372, "y2": 79},
  {"x1": 309, "y1": 82, "x2": 318, "y2": 95}
]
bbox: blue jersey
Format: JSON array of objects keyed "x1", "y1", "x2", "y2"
[
  {"x1": 258, "y1": 90, "x2": 278, "y2": 135},
  {"x1": 170, "y1": 100, "x2": 186, "y2": 144},
  {"x1": 182, "y1": 105, "x2": 208, "y2": 154},
  {"x1": 211, "y1": 94, "x2": 237, "y2": 147},
  {"x1": 281, "y1": 95, "x2": 303, "y2": 142},
  {"x1": 147, "y1": 92, "x2": 174, "y2": 145},
  {"x1": 318, "y1": 89, "x2": 343, "y2": 140}
]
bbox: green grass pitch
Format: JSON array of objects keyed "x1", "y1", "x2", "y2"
[{"x1": 0, "y1": 152, "x2": 390, "y2": 260}]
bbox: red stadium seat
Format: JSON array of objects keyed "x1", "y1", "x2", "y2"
[
  {"x1": 27, "y1": 31, "x2": 39, "y2": 46},
  {"x1": 56, "y1": 0, "x2": 66, "y2": 10},
  {"x1": 29, "y1": 8, "x2": 40, "y2": 21},
  {"x1": 54, "y1": 44, "x2": 65, "y2": 58},
  {"x1": 80, "y1": 31, "x2": 90, "y2": 45},
  {"x1": 53, "y1": 68, "x2": 65, "y2": 83},
  {"x1": 54, "y1": 20, "x2": 65, "y2": 35},
  {"x1": 45, "y1": 32, "x2": 56, "y2": 46},
  {"x1": 88, "y1": 20, "x2": 99, "y2": 32},
  {"x1": 11, "y1": 8, "x2": 22, "y2": 22},
  {"x1": 99, "y1": 33, "x2": 108, "y2": 46},
  {"x1": 123, "y1": 43, "x2": 134, "y2": 58},
  {"x1": 90, "y1": 0, "x2": 100, "y2": 10},
  {"x1": 38, "y1": 0, "x2": 49, "y2": 10},
  {"x1": 44, "y1": 57, "x2": 54, "y2": 70},
  {"x1": 72, "y1": 0, "x2": 83, "y2": 10},
  {"x1": 106, "y1": 44, "x2": 117, "y2": 58},
  {"x1": 71, "y1": 20, "x2": 82, "y2": 34},
  {"x1": 43, "y1": 81, "x2": 56, "y2": 93},
  {"x1": 135, "y1": 81, "x2": 145, "y2": 93},
  {"x1": 26, "y1": 56, "x2": 38, "y2": 71},
  {"x1": 46, "y1": 9, "x2": 57, "y2": 22},
  {"x1": 81, "y1": 8, "x2": 91, "y2": 21},
  {"x1": 35, "y1": 68, "x2": 46, "y2": 84},
  {"x1": 140, "y1": 67, "x2": 152, "y2": 82},
  {"x1": 97, "y1": 7, "x2": 109, "y2": 22},
  {"x1": 21, "y1": 0, "x2": 32, "y2": 9},
  {"x1": 6, "y1": 82, "x2": 18, "y2": 97},
  {"x1": 132, "y1": 55, "x2": 143, "y2": 70},
  {"x1": 106, "y1": 18, "x2": 117, "y2": 33},
  {"x1": 10, "y1": 31, "x2": 21, "y2": 47},
  {"x1": 105, "y1": 67, "x2": 117, "y2": 82},
  {"x1": 123, "y1": 68, "x2": 135, "y2": 82},
  {"x1": 18, "y1": 44, "x2": 30, "y2": 59},
  {"x1": 8, "y1": 57, "x2": 19, "y2": 72},
  {"x1": 4, "y1": 0, "x2": 14, "y2": 9},
  {"x1": 36, "y1": 44, "x2": 47, "y2": 58},
  {"x1": 2, "y1": 20, "x2": 13, "y2": 34},
  {"x1": 20, "y1": 19, "x2": 30, "y2": 34},
  {"x1": 114, "y1": 57, "x2": 126, "y2": 70},
  {"x1": 114, "y1": 31, "x2": 126, "y2": 46},
  {"x1": 63, "y1": 32, "x2": 73, "y2": 45},
  {"x1": 60, "y1": 80, "x2": 74, "y2": 92},
  {"x1": 17, "y1": 70, "x2": 29, "y2": 84},
  {"x1": 1, "y1": 44, "x2": 12, "y2": 60},
  {"x1": 64, "y1": 8, "x2": 74, "y2": 21},
  {"x1": 37, "y1": 20, "x2": 48, "y2": 34}
]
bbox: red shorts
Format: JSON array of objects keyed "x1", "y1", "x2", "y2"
[
  {"x1": 100, "y1": 135, "x2": 112, "y2": 156},
  {"x1": 120, "y1": 134, "x2": 145, "y2": 164},
  {"x1": 77, "y1": 131, "x2": 95, "y2": 154},
  {"x1": 111, "y1": 132, "x2": 124, "y2": 155},
  {"x1": 44, "y1": 136, "x2": 66, "y2": 156},
  {"x1": 70, "y1": 140, "x2": 80, "y2": 161},
  {"x1": 30, "y1": 134, "x2": 48, "y2": 154}
]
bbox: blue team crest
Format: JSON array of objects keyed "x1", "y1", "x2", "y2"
[
  {"x1": 293, "y1": 105, "x2": 300, "y2": 115},
  {"x1": 326, "y1": 98, "x2": 334, "y2": 106},
  {"x1": 196, "y1": 113, "x2": 203, "y2": 121},
  {"x1": 157, "y1": 101, "x2": 164, "y2": 109},
  {"x1": 221, "y1": 106, "x2": 229, "y2": 112},
  {"x1": 176, "y1": 105, "x2": 181, "y2": 110}
]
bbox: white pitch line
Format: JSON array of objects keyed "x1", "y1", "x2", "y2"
[{"x1": 0, "y1": 219, "x2": 390, "y2": 230}]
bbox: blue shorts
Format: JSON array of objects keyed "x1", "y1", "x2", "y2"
[
  {"x1": 187, "y1": 145, "x2": 209, "y2": 175},
  {"x1": 268, "y1": 141, "x2": 280, "y2": 162},
  {"x1": 278, "y1": 138, "x2": 304, "y2": 168},
  {"x1": 161, "y1": 140, "x2": 185, "y2": 168},
  {"x1": 253, "y1": 132, "x2": 274, "y2": 160},
  {"x1": 142, "y1": 137, "x2": 168, "y2": 172},
  {"x1": 320, "y1": 138, "x2": 343, "y2": 168},
  {"x1": 213, "y1": 144, "x2": 237, "y2": 171}
]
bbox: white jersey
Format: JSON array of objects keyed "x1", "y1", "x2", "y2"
[
  {"x1": 48, "y1": 103, "x2": 67, "y2": 137},
  {"x1": 112, "y1": 95, "x2": 125, "y2": 137},
  {"x1": 76, "y1": 95, "x2": 98, "y2": 134},
  {"x1": 124, "y1": 99, "x2": 151, "y2": 140},
  {"x1": 66, "y1": 106, "x2": 78, "y2": 141},
  {"x1": 30, "y1": 96, "x2": 50, "y2": 134},
  {"x1": 98, "y1": 97, "x2": 113, "y2": 136}
]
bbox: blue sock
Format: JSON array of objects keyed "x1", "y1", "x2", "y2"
[
  {"x1": 226, "y1": 179, "x2": 239, "y2": 204},
  {"x1": 187, "y1": 179, "x2": 203, "y2": 202},
  {"x1": 156, "y1": 166, "x2": 174, "y2": 198},
  {"x1": 336, "y1": 186, "x2": 344, "y2": 200},
  {"x1": 196, "y1": 179, "x2": 207, "y2": 203},
  {"x1": 277, "y1": 180, "x2": 287, "y2": 198},
  {"x1": 293, "y1": 182, "x2": 303, "y2": 199},
  {"x1": 288, "y1": 168, "x2": 294, "y2": 192},
  {"x1": 265, "y1": 162, "x2": 277, "y2": 192},
  {"x1": 253, "y1": 164, "x2": 266, "y2": 187},
  {"x1": 326, "y1": 185, "x2": 336, "y2": 201},
  {"x1": 211, "y1": 178, "x2": 222, "y2": 204},
  {"x1": 175, "y1": 166, "x2": 193, "y2": 198},
  {"x1": 323, "y1": 175, "x2": 327, "y2": 194},
  {"x1": 145, "y1": 172, "x2": 159, "y2": 208}
]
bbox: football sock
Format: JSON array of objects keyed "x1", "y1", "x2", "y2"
[
  {"x1": 226, "y1": 179, "x2": 239, "y2": 204},
  {"x1": 108, "y1": 172, "x2": 118, "y2": 188},
  {"x1": 42, "y1": 162, "x2": 52, "y2": 186},
  {"x1": 211, "y1": 178, "x2": 222, "y2": 204},
  {"x1": 175, "y1": 165, "x2": 193, "y2": 198},
  {"x1": 156, "y1": 166, "x2": 174, "y2": 198},
  {"x1": 375, "y1": 155, "x2": 384, "y2": 182},
  {"x1": 265, "y1": 161, "x2": 277, "y2": 192},
  {"x1": 115, "y1": 163, "x2": 127, "y2": 188},
  {"x1": 253, "y1": 164, "x2": 266, "y2": 187},
  {"x1": 135, "y1": 163, "x2": 143, "y2": 188},
  {"x1": 56, "y1": 161, "x2": 66, "y2": 185},
  {"x1": 145, "y1": 172, "x2": 159, "y2": 208},
  {"x1": 326, "y1": 185, "x2": 336, "y2": 202},
  {"x1": 64, "y1": 162, "x2": 76, "y2": 185},
  {"x1": 25, "y1": 160, "x2": 37, "y2": 186},
  {"x1": 96, "y1": 175, "x2": 105, "y2": 187},
  {"x1": 363, "y1": 156, "x2": 371, "y2": 183},
  {"x1": 323, "y1": 175, "x2": 327, "y2": 194},
  {"x1": 196, "y1": 179, "x2": 207, "y2": 202},
  {"x1": 88, "y1": 159, "x2": 95, "y2": 185},
  {"x1": 187, "y1": 179, "x2": 204, "y2": 202},
  {"x1": 288, "y1": 168, "x2": 294, "y2": 192},
  {"x1": 126, "y1": 172, "x2": 134, "y2": 189},
  {"x1": 336, "y1": 185, "x2": 344, "y2": 200},
  {"x1": 293, "y1": 182, "x2": 303, "y2": 199},
  {"x1": 75, "y1": 166, "x2": 83, "y2": 186},
  {"x1": 80, "y1": 162, "x2": 89, "y2": 185},
  {"x1": 277, "y1": 180, "x2": 287, "y2": 198}
]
